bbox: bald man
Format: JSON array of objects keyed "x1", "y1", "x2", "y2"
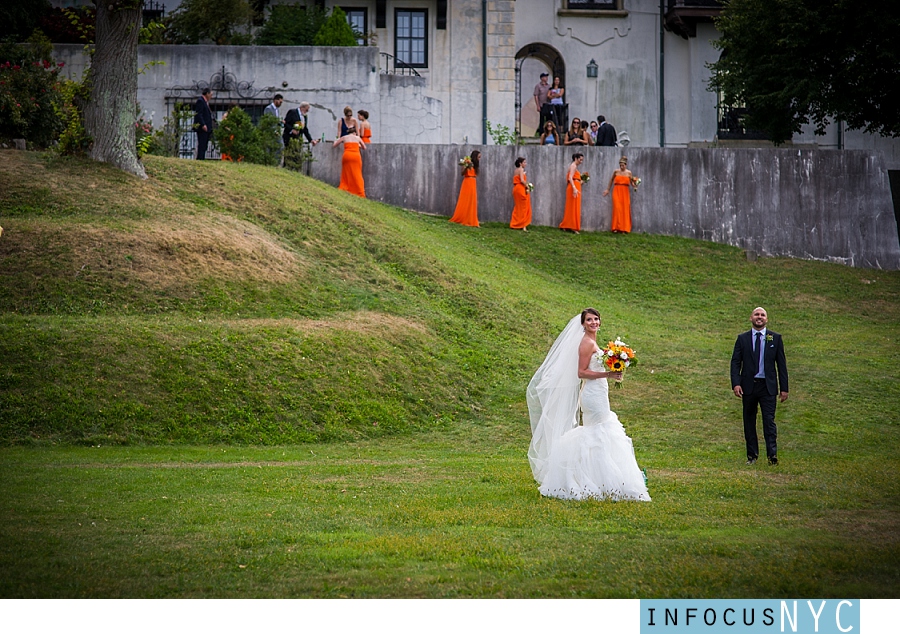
[{"x1": 730, "y1": 307, "x2": 789, "y2": 465}]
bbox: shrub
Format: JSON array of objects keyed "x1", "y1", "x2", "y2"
[
  {"x1": 54, "y1": 75, "x2": 91, "y2": 155},
  {"x1": 283, "y1": 137, "x2": 315, "y2": 173},
  {"x1": 313, "y1": 7, "x2": 358, "y2": 47},
  {"x1": 255, "y1": 3, "x2": 328, "y2": 46},
  {"x1": 166, "y1": 0, "x2": 252, "y2": 45},
  {"x1": 0, "y1": 40, "x2": 64, "y2": 147},
  {"x1": 213, "y1": 106, "x2": 280, "y2": 166},
  {"x1": 146, "y1": 103, "x2": 194, "y2": 157}
]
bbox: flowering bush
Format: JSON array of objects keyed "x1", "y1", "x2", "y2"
[
  {"x1": 0, "y1": 42, "x2": 65, "y2": 147},
  {"x1": 135, "y1": 115, "x2": 154, "y2": 157},
  {"x1": 213, "y1": 106, "x2": 281, "y2": 166}
]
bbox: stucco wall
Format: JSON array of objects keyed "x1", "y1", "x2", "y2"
[
  {"x1": 53, "y1": 43, "x2": 444, "y2": 144},
  {"x1": 309, "y1": 144, "x2": 900, "y2": 270}
]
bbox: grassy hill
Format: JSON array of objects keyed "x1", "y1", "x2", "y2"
[{"x1": 0, "y1": 150, "x2": 898, "y2": 598}]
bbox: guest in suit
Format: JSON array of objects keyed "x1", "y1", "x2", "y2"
[
  {"x1": 193, "y1": 88, "x2": 214, "y2": 160},
  {"x1": 595, "y1": 115, "x2": 618, "y2": 147},
  {"x1": 730, "y1": 307, "x2": 789, "y2": 465},
  {"x1": 264, "y1": 93, "x2": 284, "y2": 162},
  {"x1": 283, "y1": 101, "x2": 319, "y2": 147}
]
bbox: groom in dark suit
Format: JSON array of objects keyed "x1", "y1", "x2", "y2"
[
  {"x1": 193, "y1": 88, "x2": 214, "y2": 160},
  {"x1": 730, "y1": 307, "x2": 789, "y2": 465}
]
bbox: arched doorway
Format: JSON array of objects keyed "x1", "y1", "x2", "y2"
[{"x1": 515, "y1": 43, "x2": 565, "y2": 138}]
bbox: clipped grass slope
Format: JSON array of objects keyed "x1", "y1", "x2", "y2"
[
  {"x1": 1, "y1": 150, "x2": 899, "y2": 455},
  {"x1": 0, "y1": 152, "x2": 532, "y2": 444}
]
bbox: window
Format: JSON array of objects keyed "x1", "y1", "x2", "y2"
[
  {"x1": 395, "y1": 9, "x2": 428, "y2": 68},
  {"x1": 566, "y1": 1, "x2": 619, "y2": 9},
  {"x1": 343, "y1": 7, "x2": 367, "y2": 46}
]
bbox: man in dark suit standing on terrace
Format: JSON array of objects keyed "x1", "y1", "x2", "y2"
[
  {"x1": 595, "y1": 115, "x2": 617, "y2": 147},
  {"x1": 193, "y1": 88, "x2": 214, "y2": 160},
  {"x1": 731, "y1": 307, "x2": 789, "y2": 466},
  {"x1": 283, "y1": 101, "x2": 320, "y2": 148}
]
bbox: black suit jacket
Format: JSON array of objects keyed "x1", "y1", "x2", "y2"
[
  {"x1": 596, "y1": 122, "x2": 617, "y2": 147},
  {"x1": 731, "y1": 329, "x2": 789, "y2": 396},
  {"x1": 283, "y1": 107, "x2": 313, "y2": 145},
  {"x1": 193, "y1": 96, "x2": 213, "y2": 132}
]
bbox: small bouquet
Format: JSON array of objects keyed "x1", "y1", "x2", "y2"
[
  {"x1": 598, "y1": 337, "x2": 638, "y2": 389},
  {"x1": 526, "y1": 182, "x2": 534, "y2": 193},
  {"x1": 293, "y1": 121, "x2": 305, "y2": 131},
  {"x1": 631, "y1": 176, "x2": 642, "y2": 191},
  {"x1": 458, "y1": 155, "x2": 473, "y2": 169},
  {"x1": 580, "y1": 172, "x2": 591, "y2": 183}
]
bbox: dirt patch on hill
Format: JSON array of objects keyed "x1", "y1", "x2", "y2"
[
  {"x1": 2, "y1": 212, "x2": 304, "y2": 287},
  {"x1": 235, "y1": 312, "x2": 427, "y2": 335}
]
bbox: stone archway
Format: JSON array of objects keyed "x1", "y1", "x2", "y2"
[{"x1": 515, "y1": 43, "x2": 566, "y2": 138}]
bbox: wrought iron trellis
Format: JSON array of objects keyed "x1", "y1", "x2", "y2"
[{"x1": 164, "y1": 67, "x2": 275, "y2": 159}]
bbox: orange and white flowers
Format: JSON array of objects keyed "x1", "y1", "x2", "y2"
[{"x1": 598, "y1": 337, "x2": 638, "y2": 389}]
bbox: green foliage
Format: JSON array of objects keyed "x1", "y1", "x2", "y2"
[
  {"x1": 31, "y1": 7, "x2": 94, "y2": 44},
  {"x1": 145, "y1": 103, "x2": 193, "y2": 157},
  {"x1": 254, "y1": 3, "x2": 328, "y2": 46},
  {"x1": 0, "y1": 0, "x2": 51, "y2": 43},
  {"x1": 134, "y1": 114, "x2": 153, "y2": 158},
  {"x1": 166, "y1": 0, "x2": 252, "y2": 45},
  {"x1": 709, "y1": 0, "x2": 900, "y2": 144},
  {"x1": 54, "y1": 74, "x2": 91, "y2": 155},
  {"x1": 255, "y1": 112, "x2": 283, "y2": 165},
  {"x1": 138, "y1": 21, "x2": 167, "y2": 45},
  {"x1": 283, "y1": 137, "x2": 315, "y2": 173},
  {"x1": 485, "y1": 120, "x2": 518, "y2": 146},
  {"x1": 0, "y1": 40, "x2": 64, "y2": 146},
  {"x1": 313, "y1": 7, "x2": 358, "y2": 47},
  {"x1": 212, "y1": 106, "x2": 279, "y2": 166}
]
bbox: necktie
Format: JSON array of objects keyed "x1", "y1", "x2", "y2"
[{"x1": 756, "y1": 332, "x2": 764, "y2": 377}]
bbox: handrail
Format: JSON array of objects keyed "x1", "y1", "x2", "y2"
[{"x1": 379, "y1": 52, "x2": 421, "y2": 77}]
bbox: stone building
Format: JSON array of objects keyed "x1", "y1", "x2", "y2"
[{"x1": 49, "y1": 0, "x2": 900, "y2": 167}]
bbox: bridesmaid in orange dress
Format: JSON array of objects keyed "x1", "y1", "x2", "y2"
[
  {"x1": 510, "y1": 156, "x2": 532, "y2": 231},
  {"x1": 559, "y1": 153, "x2": 585, "y2": 233},
  {"x1": 357, "y1": 110, "x2": 372, "y2": 144},
  {"x1": 450, "y1": 150, "x2": 480, "y2": 227},
  {"x1": 333, "y1": 126, "x2": 366, "y2": 197},
  {"x1": 603, "y1": 156, "x2": 635, "y2": 233}
]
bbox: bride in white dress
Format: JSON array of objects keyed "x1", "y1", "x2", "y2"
[{"x1": 527, "y1": 308, "x2": 651, "y2": 501}]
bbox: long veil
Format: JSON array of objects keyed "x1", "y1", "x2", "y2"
[{"x1": 526, "y1": 315, "x2": 583, "y2": 484}]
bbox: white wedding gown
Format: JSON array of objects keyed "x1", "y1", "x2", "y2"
[
  {"x1": 528, "y1": 317, "x2": 650, "y2": 502},
  {"x1": 538, "y1": 355, "x2": 651, "y2": 501}
]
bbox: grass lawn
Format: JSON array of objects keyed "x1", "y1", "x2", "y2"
[{"x1": 0, "y1": 151, "x2": 898, "y2": 597}]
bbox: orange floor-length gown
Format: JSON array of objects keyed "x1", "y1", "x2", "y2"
[
  {"x1": 450, "y1": 168, "x2": 479, "y2": 227},
  {"x1": 510, "y1": 173, "x2": 532, "y2": 230},
  {"x1": 338, "y1": 141, "x2": 366, "y2": 197},
  {"x1": 361, "y1": 127, "x2": 372, "y2": 144},
  {"x1": 559, "y1": 170, "x2": 582, "y2": 231},
  {"x1": 610, "y1": 174, "x2": 632, "y2": 233}
]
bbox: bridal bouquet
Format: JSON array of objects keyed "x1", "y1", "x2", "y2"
[
  {"x1": 526, "y1": 182, "x2": 534, "y2": 193},
  {"x1": 631, "y1": 176, "x2": 642, "y2": 191},
  {"x1": 599, "y1": 338, "x2": 638, "y2": 389},
  {"x1": 459, "y1": 155, "x2": 473, "y2": 169},
  {"x1": 580, "y1": 172, "x2": 591, "y2": 183}
]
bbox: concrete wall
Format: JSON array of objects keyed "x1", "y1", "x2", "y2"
[
  {"x1": 309, "y1": 144, "x2": 900, "y2": 270},
  {"x1": 53, "y1": 44, "x2": 444, "y2": 144}
]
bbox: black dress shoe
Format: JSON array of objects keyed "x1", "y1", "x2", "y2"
[
  {"x1": 746, "y1": 458, "x2": 757, "y2": 465},
  {"x1": 768, "y1": 456, "x2": 778, "y2": 465}
]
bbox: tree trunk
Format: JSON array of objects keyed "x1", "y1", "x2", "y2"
[{"x1": 84, "y1": 3, "x2": 147, "y2": 179}]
